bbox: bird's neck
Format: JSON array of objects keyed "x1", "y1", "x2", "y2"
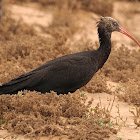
[
  {"x1": 97, "y1": 28, "x2": 112, "y2": 69},
  {"x1": 98, "y1": 28, "x2": 111, "y2": 50}
]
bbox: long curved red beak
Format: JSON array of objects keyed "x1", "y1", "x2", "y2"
[{"x1": 119, "y1": 26, "x2": 140, "y2": 48}]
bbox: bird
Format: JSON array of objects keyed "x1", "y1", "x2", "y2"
[{"x1": 0, "y1": 17, "x2": 140, "y2": 95}]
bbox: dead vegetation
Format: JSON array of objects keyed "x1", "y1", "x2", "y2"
[
  {"x1": 0, "y1": 12, "x2": 36, "y2": 41},
  {"x1": 102, "y1": 47, "x2": 140, "y2": 83},
  {"x1": 117, "y1": 80, "x2": 140, "y2": 106},
  {"x1": 81, "y1": 72, "x2": 110, "y2": 94},
  {"x1": 118, "y1": 0, "x2": 139, "y2": 1},
  {"x1": 101, "y1": 47, "x2": 140, "y2": 107},
  {"x1": 0, "y1": 91, "x2": 117, "y2": 139},
  {"x1": 14, "y1": 0, "x2": 113, "y2": 16},
  {"x1": 129, "y1": 107, "x2": 140, "y2": 127},
  {"x1": 41, "y1": 9, "x2": 78, "y2": 40}
]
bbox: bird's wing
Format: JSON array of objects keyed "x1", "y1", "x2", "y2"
[
  {"x1": 1, "y1": 55, "x2": 95, "y2": 94},
  {"x1": 31, "y1": 55, "x2": 95, "y2": 91}
]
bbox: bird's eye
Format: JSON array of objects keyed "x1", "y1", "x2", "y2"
[{"x1": 113, "y1": 22, "x2": 118, "y2": 26}]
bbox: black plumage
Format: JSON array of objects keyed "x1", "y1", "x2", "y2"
[{"x1": 0, "y1": 17, "x2": 140, "y2": 95}]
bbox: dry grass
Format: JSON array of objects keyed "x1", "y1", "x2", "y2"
[
  {"x1": 14, "y1": 0, "x2": 113, "y2": 16},
  {"x1": 117, "y1": 80, "x2": 140, "y2": 106},
  {"x1": 78, "y1": 0, "x2": 113, "y2": 16},
  {"x1": 0, "y1": 14, "x2": 35, "y2": 41},
  {"x1": 101, "y1": 47, "x2": 140, "y2": 107},
  {"x1": 117, "y1": 0, "x2": 139, "y2": 1},
  {"x1": 130, "y1": 107, "x2": 140, "y2": 127},
  {"x1": 0, "y1": 91, "x2": 117, "y2": 139},
  {"x1": 102, "y1": 47, "x2": 140, "y2": 83},
  {"x1": 40, "y1": 9, "x2": 78, "y2": 39},
  {"x1": 129, "y1": 107, "x2": 140, "y2": 127},
  {"x1": 81, "y1": 72, "x2": 110, "y2": 94}
]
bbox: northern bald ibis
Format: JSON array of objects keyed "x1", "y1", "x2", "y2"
[{"x1": 0, "y1": 17, "x2": 140, "y2": 95}]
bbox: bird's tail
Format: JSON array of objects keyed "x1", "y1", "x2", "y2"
[
  {"x1": 0, "y1": 73, "x2": 33, "y2": 95},
  {"x1": 0, "y1": 85, "x2": 18, "y2": 95}
]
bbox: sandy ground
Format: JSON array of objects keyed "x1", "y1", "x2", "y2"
[{"x1": 0, "y1": 1, "x2": 140, "y2": 140}]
